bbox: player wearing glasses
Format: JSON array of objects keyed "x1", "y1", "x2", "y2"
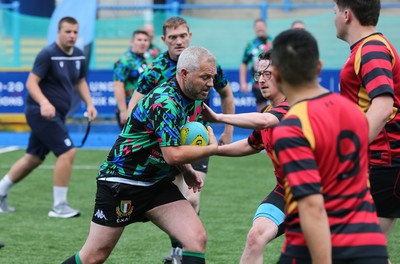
[{"x1": 202, "y1": 51, "x2": 288, "y2": 264}]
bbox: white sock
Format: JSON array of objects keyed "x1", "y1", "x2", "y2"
[
  {"x1": 0, "y1": 175, "x2": 15, "y2": 196},
  {"x1": 53, "y1": 186, "x2": 68, "y2": 207}
]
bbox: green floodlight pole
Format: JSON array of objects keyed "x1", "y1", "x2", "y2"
[{"x1": 12, "y1": 1, "x2": 20, "y2": 67}]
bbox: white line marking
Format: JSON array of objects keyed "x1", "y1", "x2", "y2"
[
  {"x1": 0, "y1": 146, "x2": 20, "y2": 154},
  {"x1": 0, "y1": 164, "x2": 99, "y2": 170}
]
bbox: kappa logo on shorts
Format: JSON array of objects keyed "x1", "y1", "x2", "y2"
[
  {"x1": 94, "y1": 209, "x2": 107, "y2": 220},
  {"x1": 116, "y1": 200, "x2": 134, "y2": 223}
]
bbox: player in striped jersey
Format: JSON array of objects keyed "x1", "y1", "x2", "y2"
[
  {"x1": 202, "y1": 51, "x2": 288, "y2": 264},
  {"x1": 334, "y1": 0, "x2": 400, "y2": 254},
  {"x1": 271, "y1": 29, "x2": 388, "y2": 263}
]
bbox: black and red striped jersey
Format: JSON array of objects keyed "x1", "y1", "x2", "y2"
[
  {"x1": 248, "y1": 101, "x2": 289, "y2": 193},
  {"x1": 273, "y1": 92, "x2": 387, "y2": 261},
  {"x1": 340, "y1": 33, "x2": 400, "y2": 166}
]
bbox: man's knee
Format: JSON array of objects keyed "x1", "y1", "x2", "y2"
[
  {"x1": 22, "y1": 153, "x2": 43, "y2": 169},
  {"x1": 246, "y1": 224, "x2": 275, "y2": 250},
  {"x1": 58, "y1": 148, "x2": 76, "y2": 161},
  {"x1": 183, "y1": 228, "x2": 207, "y2": 252},
  {"x1": 246, "y1": 227, "x2": 264, "y2": 248},
  {"x1": 80, "y1": 247, "x2": 112, "y2": 264}
]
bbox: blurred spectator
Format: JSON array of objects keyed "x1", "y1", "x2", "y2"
[
  {"x1": 240, "y1": 18, "x2": 273, "y2": 112},
  {"x1": 0, "y1": 17, "x2": 97, "y2": 218},
  {"x1": 291, "y1": 20, "x2": 306, "y2": 29},
  {"x1": 113, "y1": 30, "x2": 150, "y2": 129},
  {"x1": 143, "y1": 24, "x2": 162, "y2": 62}
]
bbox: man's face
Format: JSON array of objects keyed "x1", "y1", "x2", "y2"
[
  {"x1": 257, "y1": 59, "x2": 279, "y2": 100},
  {"x1": 162, "y1": 24, "x2": 192, "y2": 61},
  {"x1": 58, "y1": 22, "x2": 79, "y2": 50},
  {"x1": 333, "y1": 4, "x2": 347, "y2": 41},
  {"x1": 254, "y1": 21, "x2": 267, "y2": 38},
  {"x1": 131, "y1": 33, "x2": 150, "y2": 55},
  {"x1": 183, "y1": 59, "x2": 216, "y2": 101},
  {"x1": 292, "y1": 22, "x2": 305, "y2": 30}
]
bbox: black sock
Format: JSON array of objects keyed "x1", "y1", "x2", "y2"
[
  {"x1": 182, "y1": 251, "x2": 205, "y2": 264},
  {"x1": 170, "y1": 237, "x2": 183, "y2": 249},
  {"x1": 62, "y1": 252, "x2": 81, "y2": 264}
]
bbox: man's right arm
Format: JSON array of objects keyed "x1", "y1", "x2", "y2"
[
  {"x1": 161, "y1": 137, "x2": 218, "y2": 165},
  {"x1": 240, "y1": 43, "x2": 251, "y2": 93},
  {"x1": 216, "y1": 138, "x2": 259, "y2": 157},
  {"x1": 127, "y1": 63, "x2": 156, "y2": 114},
  {"x1": 239, "y1": 63, "x2": 249, "y2": 93},
  {"x1": 26, "y1": 72, "x2": 55, "y2": 120},
  {"x1": 114, "y1": 81, "x2": 128, "y2": 125}
]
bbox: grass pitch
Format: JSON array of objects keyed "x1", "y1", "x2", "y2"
[{"x1": 0, "y1": 149, "x2": 398, "y2": 263}]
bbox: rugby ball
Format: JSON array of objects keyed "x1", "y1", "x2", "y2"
[{"x1": 180, "y1": 122, "x2": 209, "y2": 146}]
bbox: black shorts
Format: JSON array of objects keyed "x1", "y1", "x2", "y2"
[
  {"x1": 25, "y1": 111, "x2": 73, "y2": 160},
  {"x1": 369, "y1": 165, "x2": 400, "y2": 218},
  {"x1": 278, "y1": 256, "x2": 388, "y2": 264},
  {"x1": 256, "y1": 186, "x2": 285, "y2": 238},
  {"x1": 191, "y1": 156, "x2": 209, "y2": 173},
  {"x1": 91, "y1": 179, "x2": 186, "y2": 227},
  {"x1": 252, "y1": 86, "x2": 268, "y2": 105}
]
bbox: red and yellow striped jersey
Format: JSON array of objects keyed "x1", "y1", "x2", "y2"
[
  {"x1": 273, "y1": 92, "x2": 387, "y2": 260},
  {"x1": 248, "y1": 101, "x2": 289, "y2": 192},
  {"x1": 340, "y1": 33, "x2": 400, "y2": 166}
]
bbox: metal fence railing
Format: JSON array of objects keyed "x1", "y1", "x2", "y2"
[{"x1": 2, "y1": 1, "x2": 400, "y2": 68}]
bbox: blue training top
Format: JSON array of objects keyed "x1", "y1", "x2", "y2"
[{"x1": 26, "y1": 42, "x2": 87, "y2": 116}]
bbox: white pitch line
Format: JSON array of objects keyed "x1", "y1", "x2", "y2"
[
  {"x1": 0, "y1": 146, "x2": 20, "y2": 154},
  {"x1": 0, "y1": 164, "x2": 100, "y2": 170}
]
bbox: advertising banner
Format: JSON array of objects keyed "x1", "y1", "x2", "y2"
[{"x1": 0, "y1": 69, "x2": 340, "y2": 117}]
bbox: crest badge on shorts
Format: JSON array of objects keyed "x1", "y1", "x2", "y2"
[{"x1": 116, "y1": 200, "x2": 134, "y2": 218}]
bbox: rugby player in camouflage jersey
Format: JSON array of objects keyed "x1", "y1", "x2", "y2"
[
  {"x1": 62, "y1": 46, "x2": 218, "y2": 264},
  {"x1": 113, "y1": 30, "x2": 150, "y2": 129},
  {"x1": 240, "y1": 18, "x2": 273, "y2": 112},
  {"x1": 126, "y1": 16, "x2": 235, "y2": 263}
]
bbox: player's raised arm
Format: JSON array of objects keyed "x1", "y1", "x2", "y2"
[{"x1": 202, "y1": 103, "x2": 280, "y2": 130}]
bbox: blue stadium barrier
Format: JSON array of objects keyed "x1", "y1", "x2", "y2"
[{"x1": 0, "y1": 69, "x2": 340, "y2": 118}]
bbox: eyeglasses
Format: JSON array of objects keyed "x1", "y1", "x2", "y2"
[{"x1": 253, "y1": 71, "x2": 272, "y2": 81}]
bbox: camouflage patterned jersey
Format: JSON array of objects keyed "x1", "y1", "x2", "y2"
[
  {"x1": 241, "y1": 36, "x2": 273, "y2": 89},
  {"x1": 98, "y1": 78, "x2": 204, "y2": 185},
  {"x1": 136, "y1": 51, "x2": 228, "y2": 104},
  {"x1": 113, "y1": 49, "x2": 148, "y2": 103}
]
